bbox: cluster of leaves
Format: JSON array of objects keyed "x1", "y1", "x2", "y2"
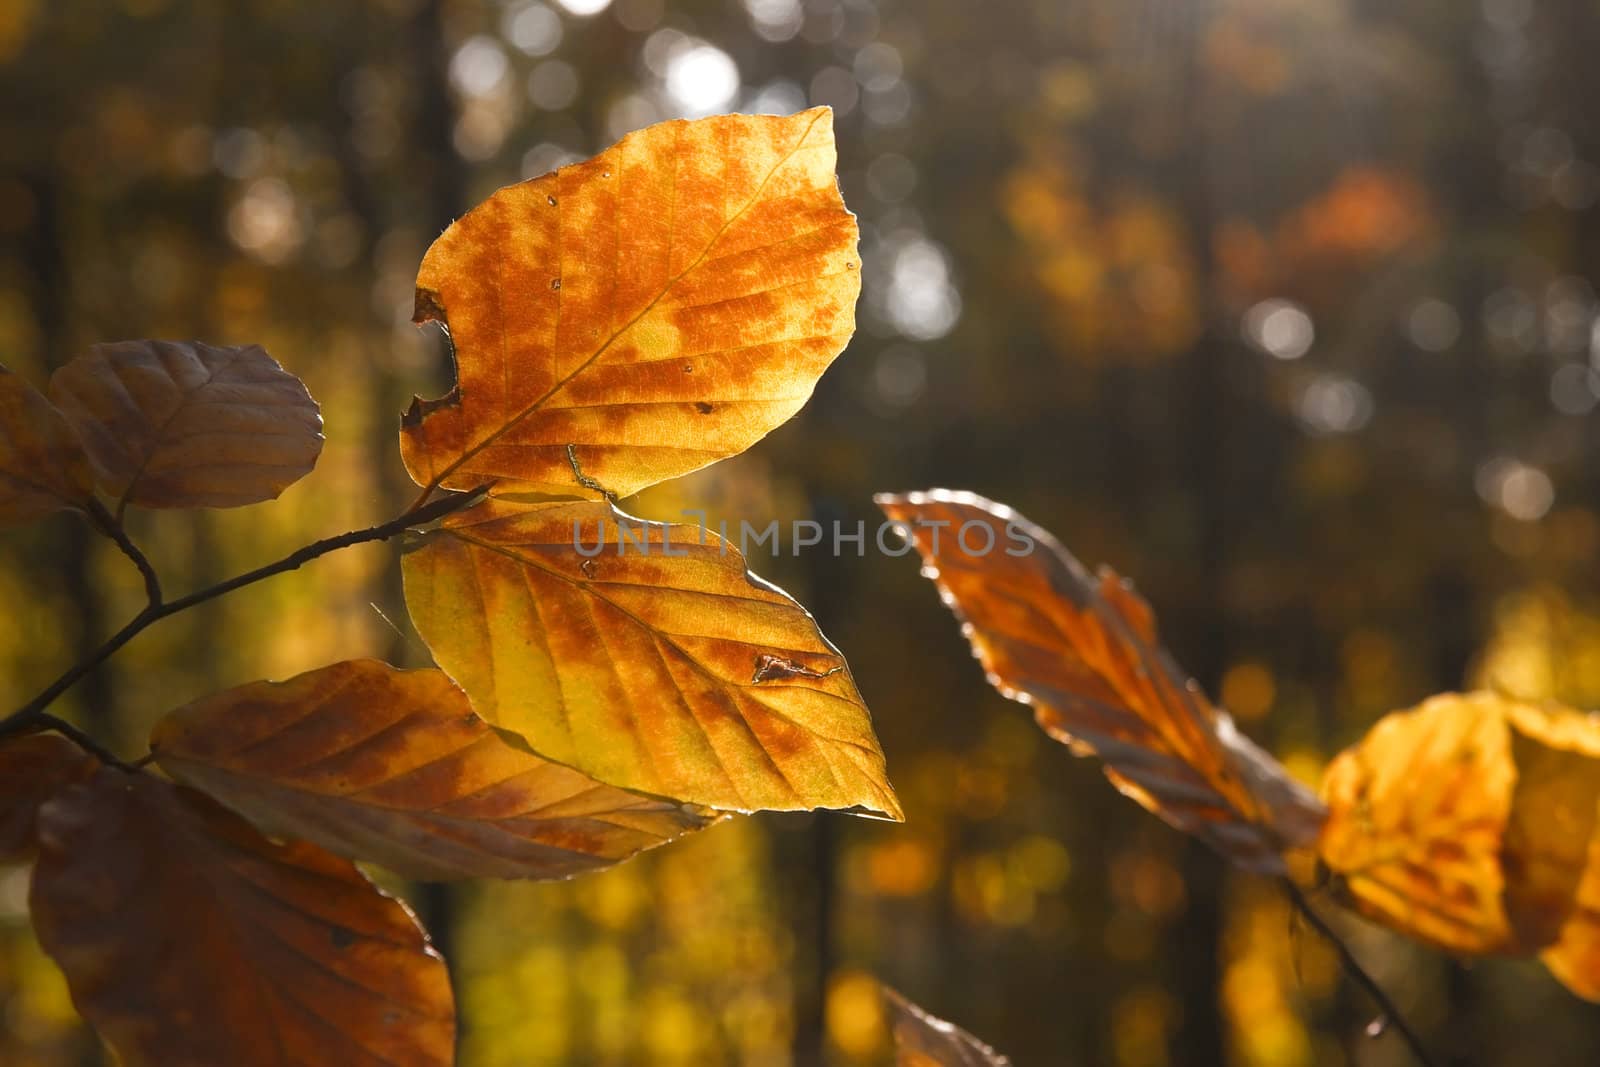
[
  {"x1": 0, "y1": 108, "x2": 902, "y2": 1065},
  {"x1": 878, "y1": 489, "x2": 1600, "y2": 1059}
]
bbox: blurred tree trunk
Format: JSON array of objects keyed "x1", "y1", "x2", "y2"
[{"x1": 1170, "y1": 4, "x2": 1227, "y2": 1065}]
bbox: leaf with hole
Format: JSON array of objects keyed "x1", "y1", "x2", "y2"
[
  {"x1": 877, "y1": 489, "x2": 1325, "y2": 874},
  {"x1": 400, "y1": 107, "x2": 859, "y2": 499},
  {"x1": 30, "y1": 769, "x2": 455, "y2": 1067},
  {"x1": 0, "y1": 734, "x2": 95, "y2": 862},
  {"x1": 401, "y1": 497, "x2": 901, "y2": 818},
  {"x1": 150, "y1": 659, "x2": 718, "y2": 881},
  {"x1": 49, "y1": 340, "x2": 323, "y2": 509}
]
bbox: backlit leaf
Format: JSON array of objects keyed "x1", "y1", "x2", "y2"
[
  {"x1": 401, "y1": 497, "x2": 901, "y2": 818},
  {"x1": 400, "y1": 107, "x2": 860, "y2": 500},
  {"x1": 1317, "y1": 692, "x2": 1519, "y2": 954},
  {"x1": 48, "y1": 340, "x2": 323, "y2": 509},
  {"x1": 884, "y1": 987, "x2": 1012, "y2": 1067},
  {"x1": 150, "y1": 659, "x2": 717, "y2": 881},
  {"x1": 30, "y1": 769, "x2": 454, "y2": 1067},
  {"x1": 877, "y1": 489, "x2": 1324, "y2": 874},
  {"x1": 0, "y1": 734, "x2": 94, "y2": 862},
  {"x1": 0, "y1": 365, "x2": 93, "y2": 526},
  {"x1": 1317, "y1": 691, "x2": 1600, "y2": 979}
]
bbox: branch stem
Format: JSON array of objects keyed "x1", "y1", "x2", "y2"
[
  {"x1": 86, "y1": 497, "x2": 162, "y2": 607},
  {"x1": 1281, "y1": 877, "x2": 1436, "y2": 1067},
  {"x1": 3, "y1": 487, "x2": 485, "y2": 739}
]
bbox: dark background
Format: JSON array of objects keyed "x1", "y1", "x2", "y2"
[{"x1": 4, "y1": 0, "x2": 1600, "y2": 1064}]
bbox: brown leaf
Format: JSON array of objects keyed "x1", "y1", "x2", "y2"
[
  {"x1": 401, "y1": 497, "x2": 901, "y2": 819},
  {"x1": 884, "y1": 987, "x2": 1012, "y2": 1067},
  {"x1": 400, "y1": 107, "x2": 860, "y2": 500},
  {"x1": 48, "y1": 340, "x2": 323, "y2": 509},
  {"x1": 30, "y1": 769, "x2": 455, "y2": 1067},
  {"x1": 877, "y1": 489, "x2": 1324, "y2": 874},
  {"x1": 150, "y1": 659, "x2": 717, "y2": 881},
  {"x1": 1317, "y1": 692, "x2": 1600, "y2": 978},
  {"x1": 0, "y1": 734, "x2": 95, "y2": 862},
  {"x1": 0, "y1": 364, "x2": 94, "y2": 525}
]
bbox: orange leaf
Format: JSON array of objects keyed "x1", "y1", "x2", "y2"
[
  {"x1": 0, "y1": 364, "x2": 93, "y2": 525},
  {"x1": 884, "y1": 987, "x2": 1012, "y2": 1066},
  {"x1": 48, "y1": 340, "x2": 323, "y2": 509},
  {"x1": 1318, "y1": 692, "x2": 1519, "y2": 954},
  {"x1": 876, "y1": 490, "x2": 1324, "y2": 874},
  {"x1": 150, "y1": 659, "x2": 717, "y2": 880},
  {"x1": 400, "y1": 107, "x2": 860, "y2": 499},
  {"x1": 30, "y1": 769, "x2": 455, "y2": 1067},
  {"x1": 1317, "y1": 692, "x2": 1600, "y2": 980},
  {"x1": 0, "y1": 733, "x2": 95, "y2": 862},
  {"x1": 401, "y1": 497, "x2": 901, "y2": 819}
]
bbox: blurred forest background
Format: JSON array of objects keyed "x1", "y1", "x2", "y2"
[{"x1": 4, "y1": 0, "x2": 1600, "y2": 1064}]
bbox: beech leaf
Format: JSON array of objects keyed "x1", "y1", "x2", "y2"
[
  {"x1": 150, "y1": 659, "x2": 718, "y2": 881},
  {"x1": 877, "y1": 489, "x2": 1325, "y2": 874},
  {"x1": 30, "y1": 769, "x2": 455, "y2": 1067},
  {"x1": 401, "y1": 497, "x2": 901, "y2": 819},
  {"x1": 48, "y1": 340, "x2": 323, "y2": 509},
  {"x1": 0, "y1": 734, "x2": 95, "y2": 862},
  {"x1": 0, "y1": 365, "x2": 94, "y2": 525},
  {"x1": 884, "y1": 987, "x2": 1012, "y2": 1067},
  {"x1": 400, "y1": 107, "x2": 860, "y2": 500}
]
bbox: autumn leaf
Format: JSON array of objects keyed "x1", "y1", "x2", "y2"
[
  {"x1": 1318, "y1": 691, "x2": 1520, "y2": 954},
  {"x1": 48, "y1": 340, "x2": 323, "y2": 509},
  {"x1": 1317, "y1": 690, "x2": 1600, "y2": 1000},
  {"x1": 400, "y1": 107, "x2": 860, "y2": 500},
  {"x1": 150, "y1": 659, "x2": 717, "y2": 881},
  {"x1": 884, "y1": 987, "x2": 1012, "y2": 1067},
  {"x1": 30, "y1": 768, "x2": 454, "y2": 1066},
  {"x1": 0, "y1": 734, "x2": 95, "y2": 862},
  {"x1": 0, "y1": 365, "x2": 94, "y2": 526},
  {"x1": 877, "y1": 489, "x2": 1324, "y2": 874},
  {"x1": 401, "y1": 497, "x2": 901, "y2": 818}
]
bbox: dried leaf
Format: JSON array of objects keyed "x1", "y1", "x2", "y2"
[
  {"x1": 48, "y1": 340, "x2": 323, "y2": 509},
  {"x1": 401, "y1": 497, "x2": 901, "y2": 818},
  {"x1": 884, "y1": 987, "x2": 1012, "y2": 1067},
  {"x1": 877, "y1": 489, "x2": 1324, "y2": 874},
  {"x1": 0, "y1": 365, "x2": 93, "y2": 525},
  {"x1": 400, "y1": 107, "x2": 860, "y2": 500},
  {"x1": 1318, "y1": 692, "x2": 1600, "y2": 972},
  {"x1": 1318, "y1": 692, "x2": 1519, "y2": 954},
  {"x1": 30, "y1": 769, "x2": 454, "y2": 1067},
  {"x1": 150, "y1": 659, "x2": 717, "y2": 880},
  {"x1": 0, "y1": 734, "x2": 95, "y2": 862}
]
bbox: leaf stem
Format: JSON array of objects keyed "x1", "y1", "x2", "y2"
[
  {"x1": 2, "y1": 487, "x2": 486, "y2": 741},
  {"x1": 86, "y1": 497, "x2": 162, "y2": 607},
  {"x1": 1281, "y1": 877, "x2": 1436, "y2": 1067}
]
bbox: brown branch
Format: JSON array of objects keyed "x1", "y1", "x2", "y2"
[
  {"x1": 2, "y1": 486, "x2": 486, "y2": 742},
  {"x1": 86, "y1": 497, "x2": 162, "y2": 607},
  {"x1": 1281, "y1": 877, "x2": 1437, "y2": 1067}
]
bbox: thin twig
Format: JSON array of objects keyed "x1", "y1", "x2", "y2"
[
  {"x1": 3, "y1": 486, "x2": 486, "y2": 732},
  {"x1": 0, "y1": 710, "x2": 140, "y2": 772},
  {"x1": 1281, "y1": 877, "x2": 1436, "y2": 1067},
  {"x1": 86, "y1": 497, "x2": 162, "y2": 606}
]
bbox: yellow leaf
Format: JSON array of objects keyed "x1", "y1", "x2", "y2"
[
  {"x1": 877, "y1": 489, "x2": 1324, "y2": 874},
  {"x1": 0, "y1": 364, "x2": 93, "y2": 525},
  {"x1": 150, "y1": 659, "x2": 717, "y2": 880},
  {"x1": 48, "y1": 340, "x2": 323, "y2": 509},
  {"x1": 1317, "y1": 691, "x2": 1600, "y2": 976},
  {"x1": 400, "y1": 107, "x2": 860, "y2": 499},
  {"x1": 401, "y1": 497, "x2": 901, "y2": 819},
  {"x1": 883, "y1": 987, "x2": 1012, "y2": 1067},
  {"x1": 30, "y1": 769, "x2": 455, "y2": 1066}
]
